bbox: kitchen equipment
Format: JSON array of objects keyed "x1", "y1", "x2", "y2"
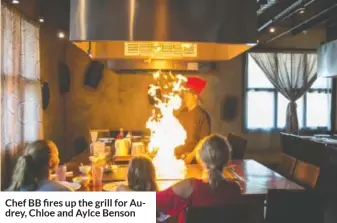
[
  {"x1": 90, "y1": 141, "x2": 105, "y2": 155},
  {"x1": 131, "y1": 142, "x2": 146, "y2": 156},
  {"x1": 90, "y1": 130, "x2": 98, "y2": 142},
  {"x1": 114, "y1": 138, "x2": 131, "y2": 156}
]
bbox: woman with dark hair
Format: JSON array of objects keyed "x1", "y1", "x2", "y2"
[
  {"x1": 8, "y1": 140, "x2": 72, "y2": 191},
  {"x1": 157, "y1": 134, "x2": 242, "y2": 222},
  {"x1": 116, "y1": 155, "x2": 158, "y2": 192}
]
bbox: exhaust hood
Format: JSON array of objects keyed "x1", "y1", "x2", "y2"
[{"x1": 69, "y1": 0, "x2": 257, "y2": 70}]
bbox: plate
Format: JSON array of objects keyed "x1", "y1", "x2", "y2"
[
  {"x1": 60, "y1": 181, "x2": 81, "y2": 191},
  {"x1": 103, "y1": 182, "x2": 126, "y2": 191}
]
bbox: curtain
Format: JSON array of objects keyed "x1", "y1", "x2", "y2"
[
  {"x1": 1, "y1": 4, "x2": 42, "y2": 190},
  {"x1": 250, "y1": 52, "x2": 317, "y2": 134}
]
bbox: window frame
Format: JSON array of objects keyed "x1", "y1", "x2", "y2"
[{"x1": 242, "y1": 51, "x2": 332, "y2": 134}]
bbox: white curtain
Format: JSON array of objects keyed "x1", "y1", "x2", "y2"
[
  {"x1": 1, "y1": 4, "x2": 42, "y2": 189},
  {"x1": 250, "y1": 52, "x2": 317, "y2": 134}
]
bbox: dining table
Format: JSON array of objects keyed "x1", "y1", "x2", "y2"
[
  {"x1": 64, "y1": 153, "x2": 304, "y2": 223},
  {"x1": 65, "y1": 151, "x2": 303, "y2": 195}
]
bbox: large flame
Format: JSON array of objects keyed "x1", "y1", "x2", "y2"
[{"x1": 146, "y1": 71, "x2": 187, "y2": 180}]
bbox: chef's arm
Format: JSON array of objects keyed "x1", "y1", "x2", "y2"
[
  {"x1": 175, "y1": 114, "x2": 211, "y2": 160},
  {"x1": 183, "y1": 118, "x2": 211, "y2": 164},
  {"x1": 174, "y1": 139, "x2": 198, "y2": 159}
]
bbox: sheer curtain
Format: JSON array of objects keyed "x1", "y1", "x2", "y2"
[
  {"x1": 250, "y1": 52, "x2": 317, "y2": 134},
  {"x1": 1, "y1": 4, "x2": 42, "y2": 189}
]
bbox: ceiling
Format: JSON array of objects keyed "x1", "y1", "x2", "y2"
[{"x1": 257, "y1": 0, "x2": 337, "y2": 43}]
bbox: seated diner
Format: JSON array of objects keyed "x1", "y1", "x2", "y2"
[
  {"x1": 156, "y1": 134, "x2": 242, "y2": 223},
  {"x1": 7, "y1": 140, "x2": 73, "y2": 192},
  {"x1": 116, "y1": 155, "x2": 158, "y2": 192}
]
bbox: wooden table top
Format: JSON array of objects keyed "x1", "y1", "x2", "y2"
[{"x1": 66, "y1": 152, "x2": 303, "y2": 195}]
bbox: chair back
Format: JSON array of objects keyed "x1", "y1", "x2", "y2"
[
  {"x1": 227, "y1": 133, "x2": 247, "y2": 159},
  {"x1": 292, "y1": 160, "x2": 320, "y2": 188},
  {"x1": 298, "y1": 139, "x2": 325, "y2": 167},
  {"x1": 280, "y1": 133, "x2": 302, "y2": 158},
  {"x1": 265, "y1": 189, "x2": 323, "y2": 223},
  {"x1": 277, "y1": 153, "x2": 296, "y2": 178}
]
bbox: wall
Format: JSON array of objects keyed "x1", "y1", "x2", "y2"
[
  {"x1": 39, "y1": 26, "x2": 67, "y2": 162},
  {"x1": 62, "y1": 28, "x2": 325, "y2": 163}
]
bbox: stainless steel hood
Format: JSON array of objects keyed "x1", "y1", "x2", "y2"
[{"x1": 69, "y1": 0, "x2": 257, "y2": 69}]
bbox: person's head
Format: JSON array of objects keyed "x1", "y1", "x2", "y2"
[
  {"x1": 127, "y1": 155, "x2": 158, "y2": 191},
  {"x1": 196, "y1": 134, "x2": 231, "y2": 189},
  {"x1": 182, "y1": 90, "x2": 199, "y2": 110},
  {"x1": 182, "y1": 76, "x2": 207, "y2": 110},
  {"x1": 8, "y1": 140, "x2": 59, "y2": 191}
]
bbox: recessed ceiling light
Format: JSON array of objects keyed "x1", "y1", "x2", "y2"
[
  {"x1": 299, "y1": 8, "x2": 305, "y2": 14},
  {"x1": 38, "y1": 17, "x2": 44, "y2": 23},
  {"x1": 269, "y1": 27, "x2": 276, "y2": 33},
  {"x1": 12, "y1": 0, "x2": 19, "y2": 4},
  {"x1": 57, "y1": 32, "x2": 65, "y2": 39}
]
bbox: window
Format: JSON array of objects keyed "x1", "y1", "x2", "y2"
[
  {"x1": 1, "y1": 4, "x2": 42, "y2": 188},
  {"x1": 245, "y1": 53, "x2": 332, "y2": 131},
  {"x1": 1, "y1": 5, "x2": 42, "y2": 145}
]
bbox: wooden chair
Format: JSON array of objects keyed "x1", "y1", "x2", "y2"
[
  {"x1": 280, "y1": 132, "x2": 303, "y2": 159},
  {"x1": 298, "y1": 139, "x2": 325, "y2": 167},
  {"x1": 227, "y1": 133, "x2": 247, "y2": 160},
  {"x1": 292, "y1": 160, "x2": 320, "y2": 189},
  {"x1": 265, "y1": 189, "x2": 323, "y2": 223},
  {"x1": 277, "y1": 153, "x2": 296, "y2": 179}
]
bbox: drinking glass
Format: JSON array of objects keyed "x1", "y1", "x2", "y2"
[
  {"x1": 92, "y1": 165, "x2": 103, "y2": 187},
  {"x1": 55, "y1": 165, "x2": 67, "y2": 181}
]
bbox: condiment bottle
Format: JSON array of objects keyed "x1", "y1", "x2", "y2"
[{"x1": 116, "y1": 128, "x2": 124, "y2": 139}]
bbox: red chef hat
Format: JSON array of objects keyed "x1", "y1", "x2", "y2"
[{"x1": 185, "y1": 76, "x2": 207, "y2": 94}]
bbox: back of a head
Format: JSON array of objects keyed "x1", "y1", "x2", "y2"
[
  {"x1": 197, "y1": 134, "x2": 230, "y2": 189},
  {"x1": 127, "y1": 155, "x2": 158, "y2": 191},
  {"x1": 8, "y1": 140, "x2": 58, "y2": 191}
]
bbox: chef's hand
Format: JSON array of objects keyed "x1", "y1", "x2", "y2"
[
  {"x1": 174, "y1": 146, "x2": 185, "y2": 159},
  {"x1": 184, "y1": 152, "x2": 195, "y2": 165}
]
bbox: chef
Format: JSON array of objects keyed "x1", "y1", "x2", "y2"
[{"x1": 174, "y1": 76, "x2": 211, "y2": 162}]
